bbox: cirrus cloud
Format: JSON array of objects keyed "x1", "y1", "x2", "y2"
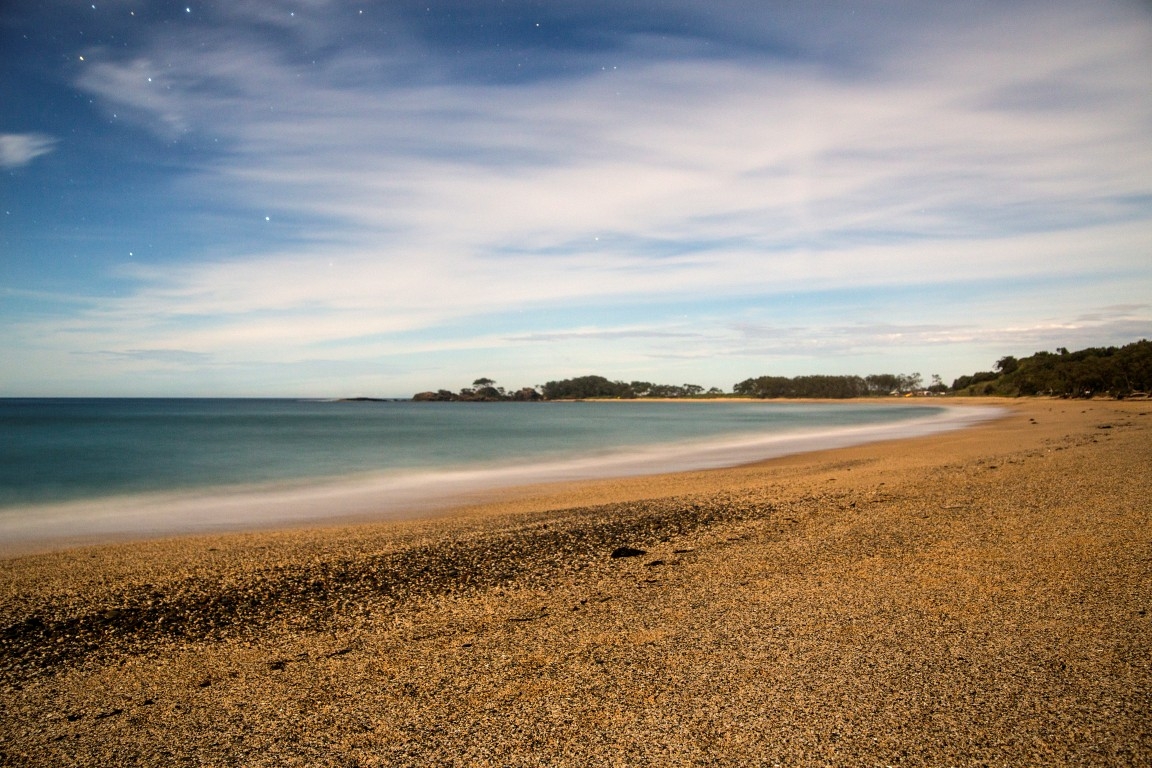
[
  {"x1": 2, "y1": 1, "x2": 1151, "y2": 395},
  {"x1": 0, "y1": 133, "x2": 56, "y2": 168}
]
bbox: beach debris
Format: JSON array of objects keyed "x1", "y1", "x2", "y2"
[
  {"x1": 610, "y1": 546, "x2": 646, "y2": 559},
  {"x1": 268, "y1": 652, "x2": 309, "y2": 670}
]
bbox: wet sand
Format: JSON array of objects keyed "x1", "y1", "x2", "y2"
[{"x1": 1, "y1": 398, "x2": 1149, "y2": 766}]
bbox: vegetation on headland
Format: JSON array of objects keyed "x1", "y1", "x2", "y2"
[
  {"x1": 950, "y1": 339, "x2": 1151, "y2": 398},
  {"x1": 413, "y1": 378, "x2": 545, "y2": 402},
  {"x1": 411, "y1": 339, "x2": 1151, "y2": 402}
]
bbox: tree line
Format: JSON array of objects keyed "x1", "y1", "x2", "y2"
[
  {"x1": 413, "y1": 376, "x2": 724, "y2": 401},
  {"x1": 413, "y1": 377, "x2": 544, "y2": 402},
  {"x1": 540, "y1": 376, "x2": 725, "y2": 400},
  {"x1": 413, "y1": 373, "x2": 924, "y2": 401},
  {"x1": 411, "y1": 339, "x2": 1151, "y2": 402},
  {"x1": 731, "y1": 373, "x2": 929, "y2": 399},
  {"x1": 950, "y1": 339, "x2": 1151, "y2": 398}
]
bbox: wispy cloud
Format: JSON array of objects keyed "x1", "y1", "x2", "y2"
[
  {"x1": 508, "y1": 327, "x2": 707, "y2": 344},
  {"x1": 4, "y1": 1, "x2": 1151, "y2": 394},
  {"x1": 95, "y1": 348, "x2": 214, "y2": 366},
  {"x1": 729, "y1": 311, "x2": 1152, "y2": 359},
  {"x1": 0, "y1": 133, "x2": 56, "y2": 168}
]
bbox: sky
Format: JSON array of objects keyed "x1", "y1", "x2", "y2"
[{"x1": 2, "y1": 1, "x2": 1151, "y2": 397}]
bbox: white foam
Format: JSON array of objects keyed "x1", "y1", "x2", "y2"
[{"x1": 0, "y1": 404, "x2": 1003, "y2": 554}]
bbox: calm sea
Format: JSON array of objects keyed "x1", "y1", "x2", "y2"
[{"x1": 0, "y1": 398, "x2": 999, "y2": 548}]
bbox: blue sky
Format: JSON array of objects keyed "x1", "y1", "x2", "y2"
[{"x1": 2, "y1": 0, "x2": 1151, "y2": 397}]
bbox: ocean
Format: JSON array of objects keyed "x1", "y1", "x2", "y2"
[{"x1": 0, "y1": 398, "x2": 1000, "y2": 550}]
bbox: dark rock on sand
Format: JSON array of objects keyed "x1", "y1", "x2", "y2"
[{"x1": 610, "y1": 546, "x2": 646, "y2": 558}]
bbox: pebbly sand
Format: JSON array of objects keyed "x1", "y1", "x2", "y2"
[{"x1": 1, "y1": 398, "x2": 1149, "y2": 766}]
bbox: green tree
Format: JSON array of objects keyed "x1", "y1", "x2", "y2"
[
  {"x1": 897, "y1": 373, "x2": 923, "y2": 394},
  {"x1": 629, "y1": 381, "x2": 654, "y2": 397},
  {"x1": 995, "y1": 356, "x2": 1019, "y2": 375},
  {"x1": 541, "y1": 376, "x2": 631, "y2": 400},
  {"x1": 865, "y1": 374, "x2": 900, "y2": 395}
]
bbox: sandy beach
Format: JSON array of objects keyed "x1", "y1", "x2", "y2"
[{"x1": 1, "y1": 398, "x2": 1149, "y2": 766}]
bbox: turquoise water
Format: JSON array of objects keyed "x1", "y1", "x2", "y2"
[
  {"x1": 1, "y1": 398, "x2": 947, "y2": 507},
  {"x1": 0, "y1": 398, "x2": 999, "y2": 548}
]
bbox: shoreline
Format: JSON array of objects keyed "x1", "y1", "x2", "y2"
[
  {"x1": 0, "y1": 399, "x2": 998, "y2": 557},
  {"x1": 2, "y1": 398, "x2": 1149, "y2": 765}
]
